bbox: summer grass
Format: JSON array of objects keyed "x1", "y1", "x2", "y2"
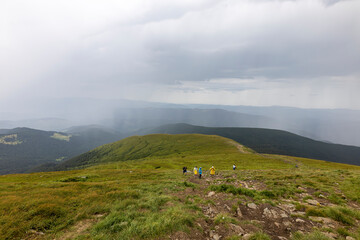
[{"x1": 1, "y1": 134, "x2": 360, "y2": 239}]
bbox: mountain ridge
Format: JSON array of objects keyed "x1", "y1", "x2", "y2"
[{"x1": 143, "y1": 123, "x2": 360, "y2": 166}]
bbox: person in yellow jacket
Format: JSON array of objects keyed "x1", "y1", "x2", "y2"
[
  {"x1": 209, "y1": 166, "x2": 216, "y2": 176},
  {"x1": 193, "y1": 166, "x2": 198, "y2": 176}
]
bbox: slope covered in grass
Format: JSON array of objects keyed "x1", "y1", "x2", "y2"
[
  {"x1": 53, "y1": 134, "x2": 263, "y2": 171},
  {"x1": 145, "y1": 123, "x2": 360, "y2": 166},
  {"x1": 2, "y1": 134, "x2": 360, "y2": 240}
]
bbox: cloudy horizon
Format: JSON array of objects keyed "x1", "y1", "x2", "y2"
[{"x1": 1, "y1": 0, "x2": 360, "y2": 111}]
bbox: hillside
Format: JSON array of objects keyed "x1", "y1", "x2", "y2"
[
  {"x1": 144, "y1": 123, "x2": 360, "y2": 166},
  {"x1": 0, "y1": 126, "x2": 123, "y2": 174},
  {"x1": 53, "y1": 134, "x2": 259, "y2": 171},
  {"x1": 1, "y1": 134, "x2": 360, "y2": 240}
]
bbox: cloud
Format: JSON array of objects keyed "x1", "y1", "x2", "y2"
[{"x1": 1, "y1": 0, "x2": 359, "y2": 109}]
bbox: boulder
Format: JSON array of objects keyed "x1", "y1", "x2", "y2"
[
  {"x1": 236, "y1": 207, "x2": 243, "y2": 217},
  {"x1": 295, "y1": 218, "x2": 305, "y2": 223},
  {"x1": 346, "y1": 237, "x2": 355, "y2": 240},
  {"x1": 208, "y1": 191, "x2": 216, "y2": 197},
  {"x1": 247, "y1": 203, "x2": 257, "y2": 210},
  {"x1": 306, "y1": 199, "x2": 320, "y2": 206}
]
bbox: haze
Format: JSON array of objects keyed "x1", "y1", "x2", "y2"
[{"x1": 1, "y1": 0, "x2": 360, "y2": 146}]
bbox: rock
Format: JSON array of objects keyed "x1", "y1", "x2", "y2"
[
  {"x1": 295, "y1": 218, "x2": 305, "y2": 223},
  {"x1": 28, "y1": 229, "x2": 45, "y2": 235},
  {"x1": 300, "y1": 193, "x2": 309, "y2": 198},
  {"x1": 224, "y1": 204, "x2": 231, "y2": 211},
  {"x1": 283, "y1": 221, "x2": 292, "y2": 227},
  {"x1": 295, "y1": 211, "x2": 306, "y2": 216},
  {"x1": 319, "y1": 194, "x2": 325, "y2": 198},
  {"x1": 280, "y1": 212, "x2": 288, "y2": 218},
  {"x1": 230, "y1": 224, "x2": 245, "y2": 234},
  {"x1": 323, "y1": 232, "x2": 337, "y2": 239},
  {"x1": 275, "y1": 222, "x2": 281, "y2": 228},
  {"x1": 263, "y1": 208, "x2": 279, "y2": 218},
  {"x1": 247, "y1": 203, "x2": 257, "y2": 210},
  {"x1": 306, "y1": 199, "x2": 320, "y2": 206},
  {"x1": 278, "y1": 237, "x2": 288, "y2": 240},
  {"x1": 346, "y1": 237, "x2": 356, "y2": 240},
  {"x1": 236, "y1": 207, "x2": 243, "y2": 217},
  {"x1": 213, "y1": 234, "x2": 221, "y2": 240},
  {"x1": 243, "y1": 234, "x2": 252, "y2": 240},
  {"x1": 263, "y1": 208, "x2": 272, "y2": 218},
  {"x1": 208, "y1": 191, "x2": 216, "y2": 197},
  {"x1": 309, "y1": 216, "x2": 333, "y2": 224}
]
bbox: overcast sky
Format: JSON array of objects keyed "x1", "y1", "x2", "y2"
[{"x1": 1, "y1": 0, "x2": 360, "y2": 110}]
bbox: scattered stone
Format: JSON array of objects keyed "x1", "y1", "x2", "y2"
[
  {"x1": 319, "y1": 194, "x2": 325, "y2": 198},
  {"x1": 236, "y1": 207, "x2": 243, "y2": 217},
  {"x1": 323, "y1": 232, "x2": 337, "y2": 239},
  {"x1": 346, "y1": 237, "x2": 356, "y2": 240},
  {"x1": 298, "y1": 187, "x2": 306, "y2": 191},
  {"x1": 300, "y1": 193, "x2": 310, "y2": 198},
  {"x1": 28, "y1": 229, "x2": 45, "y2": 235},
  {"x1": 295, "y1": 218, "x2": 305, "y2": 223},
  {"x1": 278, "y1": 203, "x2": 295, "y2": 214},
  {"x1": 309, "y1": 216, "x2": 333, "y2": 224},
  {"x1": 213, "y1": 233, "x2": 221, "y2": 240},
  {"x1": 306, "y1": 199, "x2": 320, "y2": 206},
  {"x1": 263, "y1": 208, "x2": 279, "y2": 218},
  {"x1": 243, "y1": 234, "x2": 252, "y2": 240},
  {"x1": 230, "y1": 224, "x2": 245, "y2": 234},
  {"x1": 251, "y1": 220, "x2": 265, "y2": 225},
  {"x1": 275, "y1": 222, "x2": 281, "y2": 228},
  {"x1": 295, "y1": 211, "x2": 306, "y2": 216},
  {"x1": 278, "y1": 237, "x2": 288, "y2": 240},
  {"x1": 208, "y1": 191, "x2": 216, "y2": 197},
  {"x1": 247, "y1": 203, "x2": 257, "y2": 210},
  {"x1": 283, "y1": 221, "x2": 292, "y2": 227},
  {"x1": 224, "y1": 204, "x2": 231, "y2": 211},
  {"x1": 280, "y1": 212, "x2": 288, "y2": 218}
]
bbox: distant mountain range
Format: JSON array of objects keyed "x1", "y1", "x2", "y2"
[
  {"x1": 1, "y1": 121, "x2": 360, "y2": 174},
  {"x1": 112, "y1": 108, "x2": 275, "y2": 133},
  {"x1": 143, "y1": 123, "x2": 360, "y2": 166},
  {"x1": 2, "y1": 98, "x2": 359, "y2": 146},
  {"x1": 0, "y1": 126, "x2": 123, "y2": 174}
]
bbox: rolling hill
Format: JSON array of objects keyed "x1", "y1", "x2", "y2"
[
  {"x1": 51, "y1": 134, "x2": 259, "y2": 171},
  {"x1": 0, "y1": 126, "x2": 123, "y2": 174},
  {"x1": 2, "y1": 133, "x2": 360, "y2": 240},
  {"x1": 144, "y1": 123, "x2": 360, "y2": 166}
]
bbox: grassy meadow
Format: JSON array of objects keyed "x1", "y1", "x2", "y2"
[{"x1": 1, "y1": 134, "x2": 360, "y2": 239}]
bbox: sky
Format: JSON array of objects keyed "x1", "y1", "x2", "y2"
[{"x1": 1, "y1": 0, "x2": 360, "y2": 110}]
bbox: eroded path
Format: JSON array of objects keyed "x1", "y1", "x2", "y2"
[{"x1": 167, "y1": 172, "x2": 360, "y2": 240}]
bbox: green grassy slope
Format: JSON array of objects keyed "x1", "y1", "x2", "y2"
[
  {"x1": 1, "y1": 134, "x2": 360, "y2": 240},
  {"x1": 145, "y1": 123, "x2": 360, "y2": 166},
  {"x1": 54, "y1": 134, "x2": 295, "y2": 171}
]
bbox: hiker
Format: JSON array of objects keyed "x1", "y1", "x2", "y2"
[
  {"x1": 193, "y1": 166, "x2": 198, "y2": 176},
  {"x1": 183, "y1": 166, "x2": 187, "y2": 175},
  {"x1": 209, "y1": 166, "x2": 215, "y2": 176},
  {"x1": 198, "y1": 167, "x2": 202, "y2": 179},
  {"x1": 233, "y1": 164, "x2": 236, "y2": 170}
]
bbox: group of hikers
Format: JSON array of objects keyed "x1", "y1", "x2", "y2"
[{"x1": 182, "y1": 164, "x2": 236, "y2": 179}]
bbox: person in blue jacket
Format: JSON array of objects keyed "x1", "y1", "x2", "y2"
[{"x1": 198, "y1": 167, "x2": 202, "y2": 179}]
